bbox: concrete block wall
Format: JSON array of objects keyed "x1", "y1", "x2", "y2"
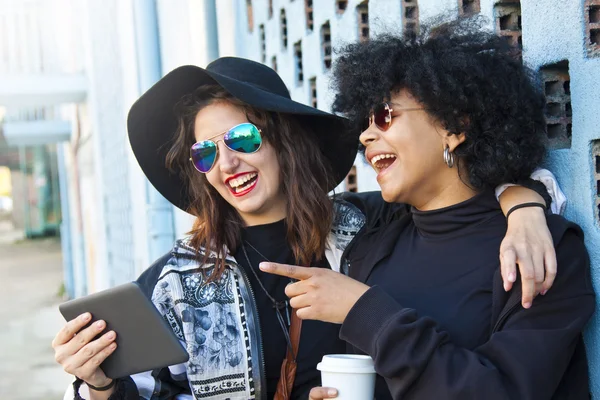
[
  {"x1": 235, "y1": 0, "x2": 600, "y2": 393},
  {"x1": 519, "y1": 0, "x2": 600, "y2": 392}
]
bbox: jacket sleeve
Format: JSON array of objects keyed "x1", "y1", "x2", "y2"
[
  {"x1": 73, "y1": 366, "x2": 191, "y2": 399},
  {"x1": 494, "y1": 168, "x2": 563, "y2": 212},
  {"x1": 129, "y1": 366, "x2": 192, "y2": 399},
  {"x1": 339, "y1": 221, "x2": 594, "y2": 400}
]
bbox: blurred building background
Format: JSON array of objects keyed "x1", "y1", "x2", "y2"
[{"x1": 1, "y1": 0, "x2": 600, "y2": 395}]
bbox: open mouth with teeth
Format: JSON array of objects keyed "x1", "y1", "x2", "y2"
[
  {"x1": 226, "y1": 172, "x2": 258, "y2": 197},
  {"x1": 370, "y1": 154, "x2": 397, "y2": 173}
]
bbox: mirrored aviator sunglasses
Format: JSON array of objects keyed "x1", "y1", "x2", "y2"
[{"x1": 189, "y1": 122, "x2": 263, "y2": 173}]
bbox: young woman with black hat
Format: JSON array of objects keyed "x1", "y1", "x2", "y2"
[{"x1": 52, "y1": 56, "x2": 564, "y2": 400}]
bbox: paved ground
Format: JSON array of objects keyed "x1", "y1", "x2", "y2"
[{"x1": 0, "y1": 219, "x2": 74, "y2": 400}]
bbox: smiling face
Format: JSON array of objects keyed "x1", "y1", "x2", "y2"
[
  {"x1": 360, "y1": 89, "x2": 471, "y2": 210},
  {"x1": 194, "y1": 101, "x2": 287, "y2": 226}
]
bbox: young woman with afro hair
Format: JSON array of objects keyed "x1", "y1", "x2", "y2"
[{"x1": 261, "y1": 17, "x2": 594, "y2": 400}]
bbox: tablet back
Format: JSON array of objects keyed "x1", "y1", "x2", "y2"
[{"x1": 59, "y1": 282, "x2": 189, "y2": 379}]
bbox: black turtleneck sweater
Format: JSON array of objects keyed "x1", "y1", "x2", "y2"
[
  {"x1": 234, "y1": 220, "x2": 346, "y2": 399},
  {"x1": 340, "y1": 191, "x2": 594, "y2": 399}
]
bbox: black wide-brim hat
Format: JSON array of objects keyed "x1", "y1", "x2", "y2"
[{"x1": 127, "y1": 57, "x2": 357, "y2": 213}]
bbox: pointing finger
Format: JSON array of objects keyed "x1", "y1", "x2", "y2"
[{"x1": 259, "y1": 262, "x2": 314, "y2": 280}]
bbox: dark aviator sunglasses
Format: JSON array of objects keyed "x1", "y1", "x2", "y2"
[{"x1": 365, "y1": 102, "x2": 425, "y2": 132}]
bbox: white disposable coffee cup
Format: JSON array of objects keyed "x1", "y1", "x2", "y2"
[{"x1": 317, "y1": 354, "x2": 376, "y2": 400}]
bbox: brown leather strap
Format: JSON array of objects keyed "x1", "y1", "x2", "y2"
[{"x1": 273, "y1": 308, "x2": 302, "y2": 400}]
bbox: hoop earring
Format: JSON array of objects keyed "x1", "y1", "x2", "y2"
[{"x1": 443, "y1": 146, "x2": 455, "y2": 168}]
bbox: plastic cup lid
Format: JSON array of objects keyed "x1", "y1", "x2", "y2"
[{"x1": 317, "y1": 354, "x2": 376, "y2": 374}]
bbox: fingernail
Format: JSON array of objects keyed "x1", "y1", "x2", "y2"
[
  {"x1": 328, "y1": 389, "x2": 338, "y2": 396},
  {"x1": 508, "y1": 272, "x2": 516, "y2": 282},
  {"x1": 259, "y1": 262, "x2": 270, "y2": 271},
  {"x1": 523, "y1": 302, "x2": 531, "y2": 309},
  {"x1": 110, "y1": 343, "x2": 117, "y2": 350},
  {"x1": 541, "y1": 290, "x2": 547, "y2": 296},
  {"x1": 81, "y1": 313, "x2": 91, "y2": 321},
  {"x1": 503, "y1": 282, "x2": 509, "y2": 292},
  {"x1": 96, "y1": 321, "x2": 104, "y2": 329},
  {"x1": 106, "y1": 331, "x2": 115, "y2": 340}
]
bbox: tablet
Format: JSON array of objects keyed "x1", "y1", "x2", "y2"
[{"x1": 59, "y1": 281, "x2": 189, "y2": 379}]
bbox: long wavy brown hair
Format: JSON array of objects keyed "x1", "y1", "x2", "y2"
[{"x1": 166, "y1": 84, "x2": 336, "y2": 281}]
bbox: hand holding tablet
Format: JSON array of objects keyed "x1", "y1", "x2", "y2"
[{"x1": 54, "y1": 282, "x2": 189, "y2": 386}]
